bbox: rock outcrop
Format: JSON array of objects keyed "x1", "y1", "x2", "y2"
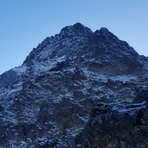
[{"x1": 84, "y1": 101, "x2": 148, "y2": 148}]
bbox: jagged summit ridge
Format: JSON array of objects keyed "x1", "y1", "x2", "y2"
[
  {"x1": 99, "y1": 27, "x2": 109, "y2": 32},
  {"x1": 22, "y1": 23, "x2": 148, "y2": 75},
  {"x1": 59, "y1": 22, "x2": 92, "y2": 38},
  {"x1": 1, "y1": 22, "x2": 148, "y2": 87}
]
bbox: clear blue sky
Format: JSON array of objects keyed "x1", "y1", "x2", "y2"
[{"x1": 0, "y1": 0, "x2": 148, "y2": 74}]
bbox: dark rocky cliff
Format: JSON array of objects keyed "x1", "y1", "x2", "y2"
[{"x1": 0, "y1": 23, "x2": 148, "y2": 147}]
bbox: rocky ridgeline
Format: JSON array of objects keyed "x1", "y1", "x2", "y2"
[{"x1": 0, "y1": 23, "x2": 148, "y2": 147}]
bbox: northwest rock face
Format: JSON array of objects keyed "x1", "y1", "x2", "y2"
[{"x1": 0, "y1": 23, "x2": 148, "y2": 147}]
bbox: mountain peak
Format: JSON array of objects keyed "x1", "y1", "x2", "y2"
[
  {"x1": 0, "y1": 22, "x2": 148, "y2": 147},
  {"x1": 94, "y1": 27, "x2": 113, "y2": 36},
  {"x1": 23, "y1": 23, "x2": 148, "y2": 75},
  {"x1": 99, "y1": 27, "x2": 110, "y2": 32},
  {"x1": 59, "y1": 22, "x2": 92, "y2": 38}
]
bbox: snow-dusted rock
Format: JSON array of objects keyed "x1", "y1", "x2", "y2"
[
  {"x1": 0, "y1": 23, "x2": 148, "y2": 147},
  {"x1": 84, "y1": 101, "x2": 148, "y2": 148}
]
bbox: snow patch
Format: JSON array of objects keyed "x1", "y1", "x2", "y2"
[
  {"x1": 13, "y1": 66, "x2": 27, "y2": 75},
  {"x1": 109, "y1": 75, "x2": 137, "y2": 83},
  {"x1": 32, "y1": 55, "x2": 66, "y2": 74},
  {"x1": 7, "y1": 82, "x2": 23, "y2": 96}
]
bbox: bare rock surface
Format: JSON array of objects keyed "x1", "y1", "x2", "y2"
[
  {"x1": 0, "y1": 23, "x2": 148, "y2": 147},
  {"x1": 84, "y1": 101, "x2": 148, "y2": 148}
]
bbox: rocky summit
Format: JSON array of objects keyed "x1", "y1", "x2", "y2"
[{"x1": 0, "y1": 23, "x2": 148, "y2": 147}]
